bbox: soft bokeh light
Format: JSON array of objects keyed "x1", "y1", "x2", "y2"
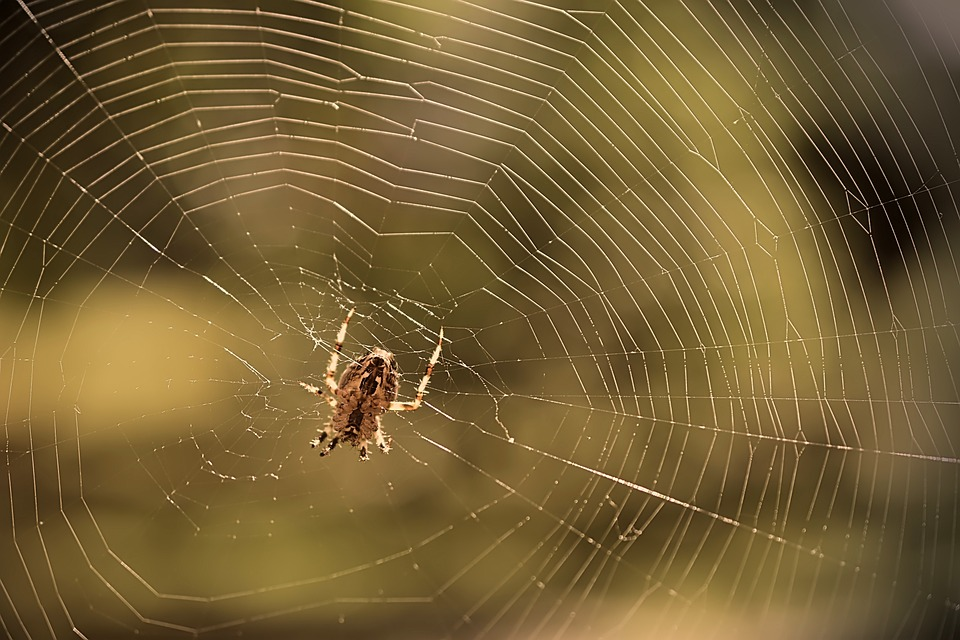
[{"x1": 1, "y1": 1, "x2": 958, "y2": 638}]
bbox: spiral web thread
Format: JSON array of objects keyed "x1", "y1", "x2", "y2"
[{"x1": 0, "y1": 1, "x2": 958, "y2": 638}]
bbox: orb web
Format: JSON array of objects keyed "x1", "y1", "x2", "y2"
[{"x1": 1, "y1": 1, "x2": 958, "y2": 638}]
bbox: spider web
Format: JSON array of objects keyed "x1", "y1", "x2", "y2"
[{"x1": 1, "y1": 0, "x2": 958, "y2": 638}]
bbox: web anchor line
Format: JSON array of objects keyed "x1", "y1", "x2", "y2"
[{"x1": 422, "y1": 431, "x2": 849, "y2": 569}]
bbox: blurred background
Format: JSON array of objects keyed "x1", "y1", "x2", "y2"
[{"x1": 1, "y1": 0, "x2": 958, "y2": 638}]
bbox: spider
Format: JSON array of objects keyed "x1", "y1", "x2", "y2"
[{"x1": 300, "y1": 308, "x2": 443, "y2": 461}]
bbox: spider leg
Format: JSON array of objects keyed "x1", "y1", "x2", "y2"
[
  {"x1": 388, "y1": 327, "x2": 443, "y2": 412},
  {"x1": 374, "y1": 422, "x2": 392, "y2": 454},
  {"x1": 310, "y1": 422, "x2": 337, "y2": 451},
  {"x1": 299, "y1": 381, "x2": 337, "y2": 408},
  {"x1": 358, "y1": 441, "x2": 370, "y2": 462},
  {"x1": 317, "y1": 434, "x2": 340, "y2": 457},
  {"x1": 324, "y1": 307, "x2": 355, "y2": 394}
]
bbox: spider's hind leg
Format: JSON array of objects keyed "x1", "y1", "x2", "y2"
[
  {"x1": 375, "y1": 428, "x2": 392, "y2": 454},
  {"x1": 310, "y1": 422, "x2": 334, "y2": 448},
  {"x1": 317, "y1": 435, "x2": 340, "y2": 457},
  {"x1": 312, "y1": 423, "x2": 340, "y2": 456}
]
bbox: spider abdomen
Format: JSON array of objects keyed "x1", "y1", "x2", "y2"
[{"x1": 330, "y1": 348, "x2": 399, "y2": 444}]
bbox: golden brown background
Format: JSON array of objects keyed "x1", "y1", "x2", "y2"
[{"x1": 1, "y1": 1, "x2": 958, "y2": 638}]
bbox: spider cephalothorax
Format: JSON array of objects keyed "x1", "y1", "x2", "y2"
[{"x1": 300, "y1": 309, "x2": 443, "y2": 461}]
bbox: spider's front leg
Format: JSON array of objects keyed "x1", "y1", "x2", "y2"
[
  {"x1": 299, "y1": 308, "x2": 354, "y2": 407},
  {"x1": 324, "y1": 307, "x2": 355, "y2": 394},
  {"x1": 388, "y1": 327, "x2": 444, "y2": 412}
]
